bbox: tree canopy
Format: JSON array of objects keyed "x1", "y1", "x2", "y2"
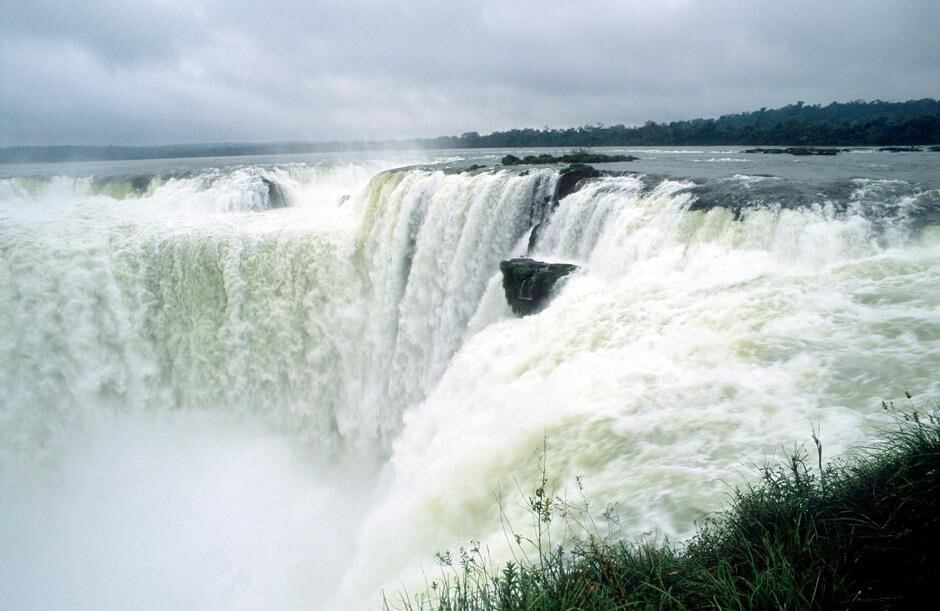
[
  {"x1": 424, "y1": 99, "x2": 940, "y2": 149},
  {"x1": 3, "y1": 99, "x2": 938, "y2": 163}
]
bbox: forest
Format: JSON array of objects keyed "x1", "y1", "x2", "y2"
[
  {"x1": 3, "y1": 99, "x2": 938, "y2": 163},
  {"x1": 426, "y1": 99, "x2": 940, "y2": 149}
]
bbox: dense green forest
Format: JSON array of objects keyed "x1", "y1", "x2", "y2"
[
  {"x1": 428, "y1": 99, "x2": 940, "y2": 149},
  {"x1": 3, "y1": 99, "x2": 938, "y2": 163}
]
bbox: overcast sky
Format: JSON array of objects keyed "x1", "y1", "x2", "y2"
[{"x1": 1, "y1": 0, "x2": 938, "y2": 146}]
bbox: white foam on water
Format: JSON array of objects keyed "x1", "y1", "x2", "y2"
[
  {"x1": 339, "y1": 175, "x2": 940, "y2": 604},
  {"x1": 2, "y1": 162, "x2": 939, "y2": 608}
]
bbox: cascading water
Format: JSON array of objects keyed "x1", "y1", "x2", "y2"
[
  {"x1": 339, "y1": 173, "x2": 940, "y2": 601},
  {"x1": 1, "y1": 152, "x2": 938, "y2": 609},
  {"x1": 352, "y1": 168, "x2": 554, "y2": 444}
]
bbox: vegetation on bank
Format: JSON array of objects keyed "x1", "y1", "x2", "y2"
[
  {"x1": 437, "y1": 99, "x2": 940, "y2": 149},
  {"x1": 385, "y1": 399, "x2": 940, "y2": 610},
  {"x1": 500, "y1": 152, "x2": 638, "y2": 166},
  {"x1": 4, "y1": 99, "x2": 938, "y2": 163}
]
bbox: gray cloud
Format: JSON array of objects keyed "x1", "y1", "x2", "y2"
[{"x1": 1, "y1": 0, "x2": 938, "y2": 145}]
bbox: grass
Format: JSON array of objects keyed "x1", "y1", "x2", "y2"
[{"x1": 383, "y1": 399, "x2": 940, "y2": 609}]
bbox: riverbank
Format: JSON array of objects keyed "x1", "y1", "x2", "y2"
[{"x1": 387, "y1": 402, "x2": 939, "y2": 609}]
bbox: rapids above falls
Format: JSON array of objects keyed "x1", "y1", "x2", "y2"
[{"x1": 1, "y1": 150, "x2": 938, "y2": 609}]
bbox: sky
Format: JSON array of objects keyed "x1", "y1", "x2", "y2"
[{"x1": 1, "y1": 0, "x2": 938, "y2": 146}]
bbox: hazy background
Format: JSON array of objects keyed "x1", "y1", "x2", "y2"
[{"x1": 2, "y1": 0, "x2": 938, "y2": 145}]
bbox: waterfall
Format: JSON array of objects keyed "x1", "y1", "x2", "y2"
[{"x1": 1, "y1": 159, "x2": 938, "y2": 609}]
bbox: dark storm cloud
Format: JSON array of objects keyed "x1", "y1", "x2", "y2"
[{"x1": 1, "y1": 0, "x2": 938, "y2": 145}]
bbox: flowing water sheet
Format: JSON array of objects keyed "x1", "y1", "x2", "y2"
[{"x1": 1, "y1": 149, "x2": 938, "y2": 609}]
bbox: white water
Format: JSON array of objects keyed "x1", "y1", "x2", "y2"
[{"x1": 1, "y1": 159, "x2": 938, "y2": 609}]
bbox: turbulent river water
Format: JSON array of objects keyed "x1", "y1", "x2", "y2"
[{"x1": 1, "y1": 148, "x2": 938, "y2": 609}]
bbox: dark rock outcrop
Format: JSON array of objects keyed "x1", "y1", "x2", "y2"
[
  {"x1": 528, "y1": 164, "x2": 603, "y2": 251},
  {"x1": 788, "y1": 147, "x2": 839, "y2": 156},
  {"x1": 262, "y1": 177, "x2": 288, "y2": 209},
  {"x1": 878, "y1": 146, "x2": 923, "y2": 152},
  {"x1": 743, "y1": 147, "x2": 839, "y2": 156},
  {"x1": 502, "y1": 152, "x2": 638, "y2": 166},
  {"x1": 499, "y1": 258, "x2": 578, "y2": 316},
  {"x1": 556, "y1": 164, "x2": 602, "y2": 200},
  {"x1": 444, "y1": 164, "x2": 490, "y2": 175}
]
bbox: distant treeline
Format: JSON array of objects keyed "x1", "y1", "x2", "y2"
[
  {"x1": 3, "y1": 99, "x2": 938, "y2": 163},
  {"x1": 430, "y1": 99, "x2": 940, "y2": 149}
]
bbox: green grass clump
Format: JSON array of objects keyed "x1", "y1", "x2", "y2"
[{"x1": 384, "y1": 401, "x2": 940, "y2": 610}]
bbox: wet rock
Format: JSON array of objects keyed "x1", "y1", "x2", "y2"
[
  {"x1": 556, "y1": 164, "x2": 602, "y2": 200},
  {"x1": 499, "y1": 258, "x2": 578, "y2": 316},
  {"x1": 788, "y1": 147, "x2": 839, "y2": 156},
  {"x1": 261, "y1": 177, "x2": 288, "y2": 209},
  {"x1": 502, "y1": 152, "x2": 637, "y2": 166},
  {"x1": 528, "y1": 164, "x2": 602, "y2": 251},
  {"x1": 878, "y1": 146, "x2": 923, "y2": 152},
  {"x1": 444, "y1": 164, "x2": 490, "y2": 175},
  {"x1": 743, "y1": 147, "x2": 839, "y2": 156}
]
